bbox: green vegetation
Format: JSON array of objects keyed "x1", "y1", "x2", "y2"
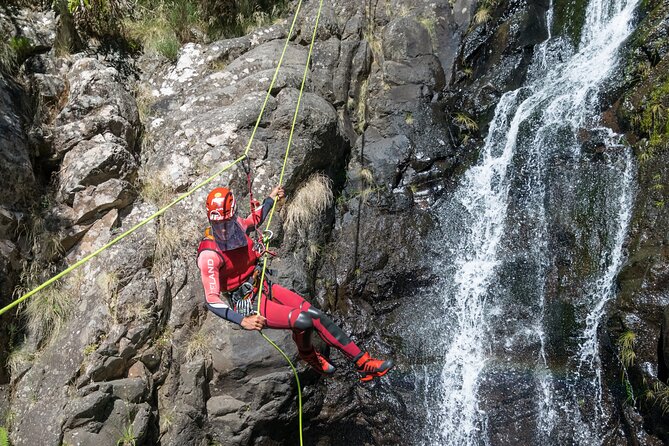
[
  {"x1": 0, "y1": 427, "x2": 8, "y2": 446},
  {"x1": 454, "y1": 112, "x2": 479, "y2": 132},
  {"x1": 83, "y1": 342, "x2": 99, "y2": 356},
  {"x1": 0, "y1": 36, "x2": 34, "y2": 74},
  {"x1": 473, "y1": 7, "x2": 492, "y2": 25},
  {"x1": 62, "y1": 0, "x2": 290, "y2": 58},
  {"x1": 617, "y1": 330, "x2": 636, "y2": 368},
  {"x1": 7, "y1": 348, "x2": 35, "y2": 378},
  {"x1": 137, "y1": 166, "x2": 173, "y2": 207},
  {"x1": 0, "y1": 39, "x2": 17, "y2": 75},
  {"x1": 159, "y1": 406, "x2": 175, "y2": 432},
  {"x1": 116, "y1": 421, "x2": 136, "y2": 446},
  {"x1": 471, "y1": 0, "x2": 499, "y2": 27},
  {"x1": 153, "y1": 219, "x2": 199, "y2": 274},
  {"x1": 22, "y1": 280, "x2": 74, "y2": 346},
  {"x1": 155, "y1": 327, "x2": 173, "y2": 352},
  {"x1": 617, "y1": 331, "x2": 636, "y2": 404},
  {"x1": 646, "y1": 381, "x2": 669, "y2": 414},
  {"x1": 418, "y1": 13, "x2": 437, "y2": 51},
  {"x1": 629, "y1": 76, "x2": 669, "y2": 164}
]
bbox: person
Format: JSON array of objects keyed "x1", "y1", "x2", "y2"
[{"x1": 196, "y1": 186, "x2": 394, "y2": 382}]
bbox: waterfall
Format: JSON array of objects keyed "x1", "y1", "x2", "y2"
[{"x1": 414, "y1": 0, "x2": 639, "y2": 443}]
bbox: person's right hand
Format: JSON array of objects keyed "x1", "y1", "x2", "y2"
[{"x1": 241, "y1": 314, "x2": 266, "y2": 331}]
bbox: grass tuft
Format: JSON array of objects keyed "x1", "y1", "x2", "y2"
[
  {"x1": 474, "y1": 8, "x2": 492, "y2": 24},
  {"x1": 153, "y1": 220, "x2": 198, "y2": 269},
  {"x1": 454, "y1": 112, "x2": 479, "y2": 131},
  {"x1": 0, "y1": 39, "x2": 17, "y2": 75},
  {"x1": 650, "y1": 381, "x2": 669, "y2": 414},
  {"x1": 185, "y1": 328, "x2": 209, "y2": 361},
  {"x1": 155, "y1": 327, "x2": 173, "y2": 352},
  {"x1": 97, "y1": 271, "x2": 120, "y2": 323},
  {"x1": 7, "y1": 348, "x2": 35, "y2": 379},
  {"x1": 24, "y1": 282, "x2": 73, "y2": 346},
  {"x1": 617, "y1": 330, "x2": 636, "y2": 368},
  {"x1": 124, "y1": 3, "x2": 181, "y2": 61},
  {"x1": 283, "y1": 174, "x2": 333, "y2": 236},
  {"x1": 138, "y1": 167, "x2": 173, "y2": 207},
  {"x1": 116, "y1": 421, "x2": 136, "y2": 446}
]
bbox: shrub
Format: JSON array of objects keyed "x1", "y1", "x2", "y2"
[{"x1": 66, "y1": 0, "x2": 131, "y2": 38}]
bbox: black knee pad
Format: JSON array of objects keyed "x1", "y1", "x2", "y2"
[
  {"x1": 306, "y1": 307, "x2": 351, "y2": 346},
  {"x1": 293, "y1": 311, "x2": 314, "y2": 330}
]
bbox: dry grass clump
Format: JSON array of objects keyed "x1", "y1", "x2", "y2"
[
  {"x1": 138, "y1": 167, "x2": 173, "y2": 208},
  {"x1": 283, "y1": 173, "x2": 333, "y2": 236},
  {"x1": 185, "y1": 328, "x2": 209, "y2": 361},
  {"x1": 97, "y1": 271, "x2": 120, "y2": 322},
  {"x1": 152, "y1": 220, "x2": 200, "y2": 274},
  {"x1": 24, "y1": 282, "x2": 74, "y2": 345}
]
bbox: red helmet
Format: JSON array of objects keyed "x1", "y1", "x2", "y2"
[{"x1": 206, "y1": 187, "x2": 236, "y2": 221}]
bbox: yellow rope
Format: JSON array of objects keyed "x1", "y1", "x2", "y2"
[
  {"x1": 0, "y1": 0, "x2": 305, "y2": 317},
  {"x1": 254, "y1": 1, "x2": 325, "y2": 445}
]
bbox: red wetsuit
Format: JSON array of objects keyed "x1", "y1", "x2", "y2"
[{"x1": 196, "y1": 198, "x2": 362, "y2": 360}]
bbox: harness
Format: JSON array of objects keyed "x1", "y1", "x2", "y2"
[{"x1": 197, "y1": 230, "x2": 273, "y2": 316}]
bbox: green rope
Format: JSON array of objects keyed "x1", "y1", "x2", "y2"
[
  {"x1": 255, "y1": 1, "x2": 325, "y2": 445},
  {"x1": 0, "y1": 0, "x2": 305, "y2": 317}
]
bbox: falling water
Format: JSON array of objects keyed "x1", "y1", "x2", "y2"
[{"x1": 415, "y1": 0, "x2": 639, "y2": 442}]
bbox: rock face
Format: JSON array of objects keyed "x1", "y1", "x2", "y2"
[{"x1": 604, "y1": 0, "x2": 669, "y2": 441}]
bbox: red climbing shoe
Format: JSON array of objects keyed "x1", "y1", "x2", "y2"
[
  {"x1": 355, "y1": 352, "x2": 394, "y2": 382},
  {"x1": 300, "y1": 349, "x2": 336, "y2": 376}
]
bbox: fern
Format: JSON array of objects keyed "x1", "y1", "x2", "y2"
[{"x1": 0, "y1": 427, "x2": 9, "y2": 446}]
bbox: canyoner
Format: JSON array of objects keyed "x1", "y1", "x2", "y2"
[{"x1": 195, "y1": 184, "x2": 394, "y2": 382}]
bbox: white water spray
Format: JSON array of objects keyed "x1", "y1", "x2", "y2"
[{"x1": 423, "y1": 0, "x2": 639, "y2": 443}]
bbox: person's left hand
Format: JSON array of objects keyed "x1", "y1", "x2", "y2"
[{"x1": 269, "y1": 186, "x2": 285, "y2": 201}]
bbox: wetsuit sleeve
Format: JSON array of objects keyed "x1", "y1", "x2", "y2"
[
  {"x1": 197, "y1": 250, "x2": 244, "y2": 325},
  {"x1": 241, "y1": 197, "x2": 274, "y2": 232}
]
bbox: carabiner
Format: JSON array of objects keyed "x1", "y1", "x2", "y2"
[{"x1": 262, "y1": 229, "x2": 274, "y2": 243}]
